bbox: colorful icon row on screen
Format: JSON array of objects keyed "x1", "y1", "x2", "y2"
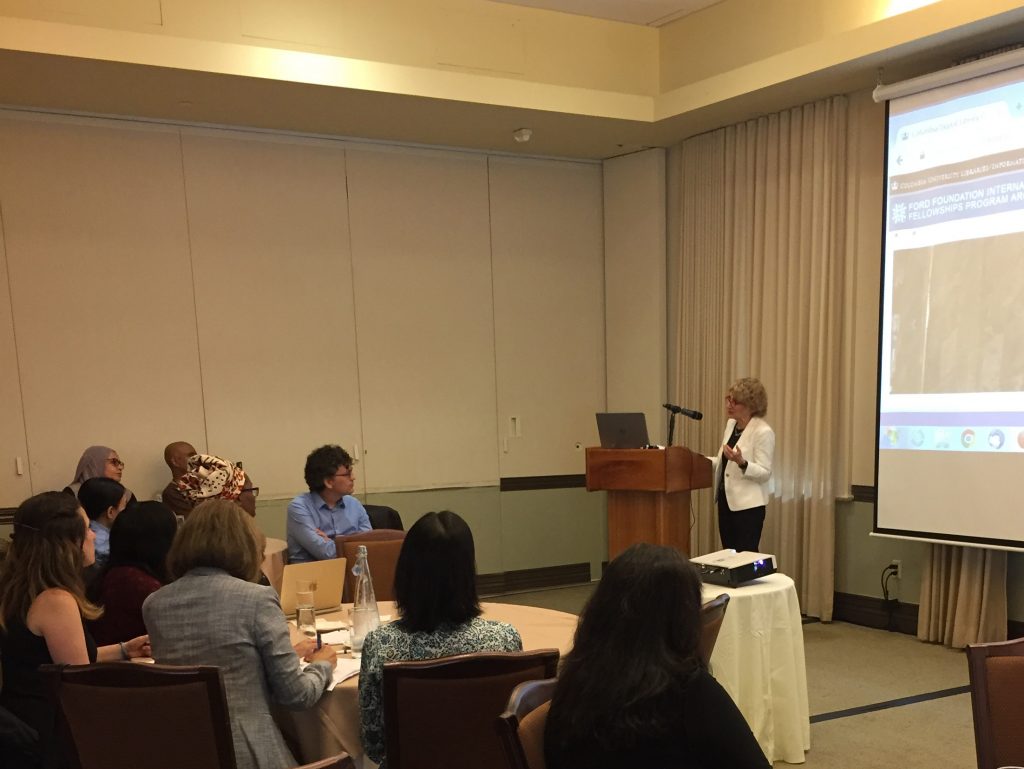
[{"x1": 880, "y1": 427, "x2": 1024, "y2": 450}]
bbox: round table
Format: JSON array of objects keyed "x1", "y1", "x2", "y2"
[
  {"x1": 275, "y1": 601, "x2": 578, "y2": 766},
  {"x1": 702, "y1": 573, "x2": 810, "y2": 764}
]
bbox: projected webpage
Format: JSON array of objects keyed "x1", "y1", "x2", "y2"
[{"x1": 880, "y1": 74, "x2": 1024, "y2": 456}]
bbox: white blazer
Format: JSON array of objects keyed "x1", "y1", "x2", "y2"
[{"x1": 709, "y1": 416, "x2": 775, "y2": 511}]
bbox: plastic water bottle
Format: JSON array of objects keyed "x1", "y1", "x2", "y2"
[{"x1": 350, "y1": 545, "x2": 380, "y2": 653}]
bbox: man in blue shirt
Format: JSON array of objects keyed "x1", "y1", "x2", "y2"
[{"x1": 287, "y1": 444, "x2": 372, "y2": 563}]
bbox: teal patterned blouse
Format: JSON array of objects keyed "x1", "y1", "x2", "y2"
[{"x1": 358, "y1": 617, "x2": 523, "y2": 766}]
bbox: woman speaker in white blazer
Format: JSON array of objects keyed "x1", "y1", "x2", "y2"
[{"x1": 709, "y1": 378, "x2": 775, "y2": 552}]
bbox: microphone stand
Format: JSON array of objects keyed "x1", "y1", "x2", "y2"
[{"x1": 666, "y1": 411, "x2": 677, "y2": 447}]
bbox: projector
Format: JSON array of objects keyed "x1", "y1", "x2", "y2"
[{"x1": 690, "y1": 549, "x2": 777, "y2": 587}]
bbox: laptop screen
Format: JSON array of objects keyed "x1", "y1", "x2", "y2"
[{"x1": 595, "y1": 412, "x2": 650, "y2": 449}]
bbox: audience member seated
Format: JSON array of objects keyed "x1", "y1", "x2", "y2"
[
  {"x1": 143, "y1": 499, "x2": 337, "y2": 769},
  {"x1": 77, "y1": 477, "x2": 131, "y2": 569},
  {"x1": 87, "y1": 501, "x2": 178, "y2": 646},
  {"x1": 63, "y1": 445, "x2": 125, "y2": 497},
  {"x1": 358, "y1": 511, "x2": 522, "y2": 767},
  {"x1": 160, "y1": 440, "x2": 197, "y2": 517},
  {"x1": 176, "y1": 453, "x2": 257, "y2": 516},
  {"x1": 544, "y1": 543, "x2": 770, "y2": 769},
  {"x1": 288, "y1": 444, "x2": 371, "y2": 563},
  {"x1": 0, "y1": 492, "x2": 151, "y2": 766}
]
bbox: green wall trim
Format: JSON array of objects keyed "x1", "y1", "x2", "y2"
[
  {"x1": 850, "y1": 485, "x2": 876, "y2": 503},
  {"x1": 477, "y1": 562, "x2": 591, "y2": 596},
  {"x1": 499, "y1": 475, "x2": 587, "y2": 491}
]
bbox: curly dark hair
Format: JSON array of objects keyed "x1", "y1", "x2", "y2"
[
  {"x1": 303, "y1": 444, "x2": 352, "y2": 493},
  {"x1": 546, "y1": 544, "x2": 704, "y2": 756}
]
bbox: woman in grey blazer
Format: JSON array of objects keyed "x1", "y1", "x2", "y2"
[
  {"x1": 709, "y1": 378, "x2": 775, "y2": 552},
  {"x1": 143, "y1": 499, "x2": 337, "y2": 769}
]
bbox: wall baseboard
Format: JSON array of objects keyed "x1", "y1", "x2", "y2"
[
  {"x1": 499, "y1": 475, "x2": 587, "y2": 492},
  {"x1": 833, "y1": 591, "x2": 919, "y2": 636},
  {"x1": 834, "y1": 591, "x2": 1024, "y2": 639},
  {"x1": 477, "y1": 562, "x2": 591, "y2": 596}
]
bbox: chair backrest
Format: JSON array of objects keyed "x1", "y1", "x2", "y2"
[
  {"x1": 382, "y1": 649, "x2": 559, "y2": 769},
  {"x1": 335, "y1": 529, "x2": 406, "y2": 602},
  {"x1": 966, "y1": 636, "x2": 1024, "y2": 769},
  {"x1": 496, "y1": 677, "x2": 558, "y2": 769},
  {"x1": 698, "y1": 593, "x2": 730, "y2": 666},
  {"x1": 365, "y1": 504, "x2": 404, "y2": 531},
  {"x1": 41, "y1": 662, "x2": 235, "y2": 769}
]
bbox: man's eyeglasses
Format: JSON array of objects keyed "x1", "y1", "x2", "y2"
[
  {"x1": 333, "y1": 469, "x2": 353, "y2": 479},
  {"x1": 107, "y1": 458, "x2": 125, "y2": 469}
]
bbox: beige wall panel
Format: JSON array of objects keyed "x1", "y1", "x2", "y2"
[
  {"x1": 0, "y1": 228, "x2": 32, "y2": 505},
  {"x1": 0, "y1": 115, "x2": 205, "y2": 497},
  {"x1": 603, "y1": 149, "x2": 667, "y2": 442},
  {"x1": 181, "y1": 131, "x2": 360, "y2": 498},
  {"x1": 345, "y1": 147, "x2": 498, "y2": 491},
  {"x1": 488, "y1": 157, "x2": 604, "y2": 477}
]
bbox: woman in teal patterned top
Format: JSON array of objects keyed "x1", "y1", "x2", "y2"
[{"x1": 358, "y1": 511, "x2": 522, "y2": 766}]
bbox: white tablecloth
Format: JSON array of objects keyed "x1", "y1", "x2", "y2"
[{"x1": 703, "y1": 573, "x2": 810, "y2": 764}]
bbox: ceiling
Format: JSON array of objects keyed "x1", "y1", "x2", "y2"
[
  {"x1": 2, "y1": 6, "x2": 1024, "y2": 160},
  {"x1": 487, "y1": 0, "x2": 722, "y2": 26}
]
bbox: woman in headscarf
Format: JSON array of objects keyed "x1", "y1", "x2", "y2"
[
  {"x1": 176, "y1": 454, "x2": 257, "y2": 517},
  {"x1": 63, "y1": 445, "x2": 125, "y2": 497}
]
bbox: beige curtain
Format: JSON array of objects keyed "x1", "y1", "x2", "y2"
[
  {"x1": 669, "y1": 96, "x2": 849, "y2": 621},
  {"x1": 918, "y1": 545, "x2": 1007, "y2": 647}
]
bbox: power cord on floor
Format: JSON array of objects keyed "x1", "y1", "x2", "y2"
[{"x1": 881, "y1": 564, "x2": 899, "y2": 632}]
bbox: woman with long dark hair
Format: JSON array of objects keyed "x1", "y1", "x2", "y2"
[
  {"x1": 358, "y1": 511, "x2": 522, "y2": 767},
  {"x1": 87, "y1": 501, "x2": 178, "y2": 646},
  {"x1": 544, "y1": 543, "x2": 769, "y2": 769},
  {"x1": 0, "y1": 492, "x2": 150, "y2": 766}
]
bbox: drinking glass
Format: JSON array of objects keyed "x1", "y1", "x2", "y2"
[{"x1": 296, "y1": 587, "x2": 316, "y2": 643}]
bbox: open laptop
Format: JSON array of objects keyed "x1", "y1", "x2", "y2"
[
  {"x1": 278, "y1": 558, "x2": 347, "y2": 616},
  {"x1": 596, "y1": 412, "x2": 650, "y2": 449}
]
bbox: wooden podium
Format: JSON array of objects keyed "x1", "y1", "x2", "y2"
[{"x1": 585, "y1": 447, "x2": 712, "y2": 560}]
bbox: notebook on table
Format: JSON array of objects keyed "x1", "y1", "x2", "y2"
[{"x1": 279, "y1": 557, "x2": 347, "y2": 616}]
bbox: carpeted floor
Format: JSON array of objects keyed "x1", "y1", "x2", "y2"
[{"x1": 488, "y1": 583, "x2": 976, "y2": 768}]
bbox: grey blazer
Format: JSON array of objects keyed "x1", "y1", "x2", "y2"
[{"x1": 142, "y1": 568, "x2": 332, "y2": 769}]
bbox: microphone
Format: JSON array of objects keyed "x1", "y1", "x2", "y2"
[{"x1": 662, "y1": 403, "x2": 703, "y2": 421}]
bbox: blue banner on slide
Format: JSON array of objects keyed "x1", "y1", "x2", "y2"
[{"x1": 887, "y1": 168, "x2": 1024, "y2": 230}]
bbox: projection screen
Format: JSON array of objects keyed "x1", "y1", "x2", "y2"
[{"x1": 875, "y1": 50, "x2": 1024, "y2": 549}]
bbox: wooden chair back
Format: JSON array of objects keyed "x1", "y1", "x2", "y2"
[
  {"x1": 496, "y1": 677, "x2": 557, "y2": 769},
  {"x1": 41, "y1": 662, "x2": 235, "y2": 769},
  {"x1": 334, "y1": 529, "x2": 406, "y2": 602},
  {"x1": 966, "y1": 636, "x2": 1024, "y2": 769},
  {"x1": 382, "y1": 649, "x2": 559, "y2": 769}
]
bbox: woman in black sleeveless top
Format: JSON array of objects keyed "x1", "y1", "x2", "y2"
[{"x1": 0, "y1": 492, "x2": 150, "y2": 767}]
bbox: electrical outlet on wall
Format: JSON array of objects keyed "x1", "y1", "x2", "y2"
[{"x1": 889, "y1": 559, "x2": 902, "y2": 579}]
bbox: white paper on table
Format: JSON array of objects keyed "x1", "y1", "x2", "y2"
[
  {"x1": 320, "y1": 628, "x2": 350, "y2": 647},
  {"x1": 328, "y1": 657, "x2": 362, "y2": 691},
  {"x1": 299, "y1": 655, "x2": 361, "y2": 691}
]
